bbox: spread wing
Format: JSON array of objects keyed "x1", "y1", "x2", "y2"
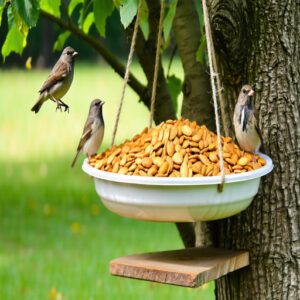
[
  {"x1": 76, "y1": 117, "x2": 94, "y2": 152},
  {"x1": 39, "y1": 60, "x2": 70, "y2": 93}
]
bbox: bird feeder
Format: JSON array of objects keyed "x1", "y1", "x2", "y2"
[
  {"x1": 81, "y1": 0, "x2": 274, "y2": 288},
  {"x1": 82, "y1": 153, "x2": 273, "y2": 222},
  {"x1": 83, "y1": 153, "x2": 272, "y2": 287}
]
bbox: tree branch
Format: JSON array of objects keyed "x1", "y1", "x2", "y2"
[{"x1": 40, "y1": 9, "x2": 147, "y2": 101}]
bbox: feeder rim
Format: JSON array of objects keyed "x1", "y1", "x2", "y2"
[{"x1": 82, "y1": 153, "x2": 273, "y2": 186}]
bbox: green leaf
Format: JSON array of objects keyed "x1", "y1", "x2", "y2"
[
  {"x1": 120, "y1": 0, "x2": 138, "y2": 29},
  {"x1": 196, "y1": 35, "x2": 206, "y2": 64},
  {"x1": 93, "y1": 0, "x2": 114, "y2": 37},
  {"x1": 167, "y1": 74, "x2": 182, "y2": 113},
  {"x1": 0, "y1": 0, "x2": 4, "y2": 27},
  {"x1": 68, "y1": 0, "x2": 83, "y2": 16},
  {"x1": 10, "y1": 4, "x2": 29, "y2": 36},
  {"x1": 53, "y1": 31, "x2": 71, "y2": 52},
  {"x1": 0, "y1": 7, "x2": 3, "y2": 27},
  {"x1": 82, "y1": 12, "x2": 94, "y2": 34},
  {"x1": 194, "y1": 0, "x2": 204, "y2": 33},
  {"x1": 163, "y1": 0, "x2": 178, "y2": 41},
  {"x1": 6, "y1": 4, "x2": 14, "y2": 28},
  {"x1": 1, "y1": 22, "x2": 28, "y2": 60},
  {"x1": 113, "y1": 0, "x2": 123, "y2": 9},
  {"x1": 11, "y1": 0, "x2": 39, "y2": 28},
  {"x1": 40, "y1": 0, "x2": 60, "y2": 18},
  {"x1": 139, "y1": 0, "x2": 148, "y2": 39}
]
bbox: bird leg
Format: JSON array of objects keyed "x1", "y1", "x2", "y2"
[
  {"x1": 50, "y1": 95, "x2": 64, "y2": 112},
  {"x1": 57, "y1": 99, "x2": 69, "y2": 113}
]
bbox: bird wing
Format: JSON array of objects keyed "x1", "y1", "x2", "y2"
[
  {"x1": 240, "y1": 106, "x2": 251, "y2": 132},
  {"x1": 71, "y1": 118, "x2": 94, "y2": 168},
  {"x1": 38, "y1": 60, "x2": 70, "y2": 93},
  {"x1": 253, "y1": 108, "x2": 264, "y2": 148},
  {"x1": 76, "y1": 117, "x2": 94, "y2": 152}
]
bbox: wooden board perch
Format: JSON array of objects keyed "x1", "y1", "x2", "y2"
[{"x1": 110, "y1": 247, "x2": 249, "y2": 288}]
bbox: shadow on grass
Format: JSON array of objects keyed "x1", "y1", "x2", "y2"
[{"x1": 0, "y1": 157, "x2": 214, "y2": 300}]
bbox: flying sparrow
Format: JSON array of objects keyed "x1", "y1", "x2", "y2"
[
  {"x1": 31, "y1": 46, "x2": 78, "y2": 113},
  {"x1": 71, "y1": 99, "x2": 105, "y2": 167},
  {"x1": 233, "y1": 85, "x2": 262, "y2": 153}
]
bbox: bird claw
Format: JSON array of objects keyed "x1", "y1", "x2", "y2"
[
  {"x1": 64, "y1": 105, "x2": 69, "y2": 113},
  {"x1": 55, "y1": 101, "x2": 69, "y2": 113},
  {"x1": 56, "y1": 103, "x2": 63, "y2": 112}
]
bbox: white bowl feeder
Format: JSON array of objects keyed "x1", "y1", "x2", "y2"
[{"x1": 82, "y1": 153, "x2": 273, "y2": 222}]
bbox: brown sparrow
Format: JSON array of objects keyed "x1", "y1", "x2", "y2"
[
  {"x1": 31, "y1": 46, "x2": 78, "y2": 113},
  {"x1": 233, "y1": 85, "x2": 262, "y2": 153},
  {"x1": 71, "y1": 99, "x2": 105, "y2": 167}
]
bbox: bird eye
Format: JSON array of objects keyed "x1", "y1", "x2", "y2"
[
  {"x1": 243, "y1": 89, "x2": 247, "y2": 94},
  {"x1": 67, "y1": 51, "x2": 72, "y2": 55}
]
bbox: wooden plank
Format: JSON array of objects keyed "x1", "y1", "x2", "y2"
[{"x1": 110, "y1": 247, "x2": 249, "y2": 287}]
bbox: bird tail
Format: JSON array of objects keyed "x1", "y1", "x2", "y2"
[
  {"x1": 71, "y1": 151, "x2": 80, "y2": 168},
  {"x1": 31, "y1": 98, "x2": 44, "y2": 113}
]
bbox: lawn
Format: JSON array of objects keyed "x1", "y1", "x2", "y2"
[{"x1": 0, "y1": 63, "x2": 214, "y2": 299}]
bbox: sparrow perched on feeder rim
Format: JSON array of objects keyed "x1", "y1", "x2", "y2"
[
  {"x1": 31, "y1": 46, "x2": 78, "y2": 113},
  {"x1": 71, "y1": 99, "x2": 105, "y2": 168},
  {"x1": 233, "y1": 85, "x2": 262, "y2": 153}
]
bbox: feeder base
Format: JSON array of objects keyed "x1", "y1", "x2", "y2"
[{"x1": 110, "y1": 247, "x2": 249, "y2": 287}]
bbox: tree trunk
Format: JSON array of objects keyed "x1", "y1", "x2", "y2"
[
  {"x1": 36, "y1": 18, "x2": 54, "y2": 68},
  {"x1": 204, "y1": 1, "x2": 300, "y2": 299},
  {"x1": 171, "y1": 0, "x2": 216, "y2": 249},
  {"x1": 173, "y1": 0, "x2": 214, "y2": 130}
]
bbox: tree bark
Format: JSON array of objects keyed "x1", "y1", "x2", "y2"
[
  {"x1": 173, "y1": 0, "x2": 214, "y2": 130},
  {"x1": 205, "y1": 1, "x2": 300, "y2": 299}
]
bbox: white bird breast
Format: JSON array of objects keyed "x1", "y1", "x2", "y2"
[{"x1": 83, "y1": 119, "x2": 104, "y2": 156}]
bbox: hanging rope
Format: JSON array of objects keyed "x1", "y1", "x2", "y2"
[
  {"x1": 202, "y1": 0, "x2": 225, "y2": 191},
  {"x1": 111, "y1": 1, "x2": 142, "y2": 147},
  {"x1": 211, "y1": 53, "x2": 230, "y2": 137},
  {"x1": 149, "y1": 0, "x2": 165, "y2": 128}
]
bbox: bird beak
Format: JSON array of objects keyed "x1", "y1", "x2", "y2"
[
  {"x1": 248, "y1": 89, "x2": 254, "y2": 96},
  {"x1": 72, "y1": 52, "x2": 78, "y2": 57},
  {"x1": 101, "y1": 101, "x2": 105, "y2": 106}
]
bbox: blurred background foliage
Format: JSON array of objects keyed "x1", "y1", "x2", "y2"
[{"x1": 0, "y1": 2, "x2": 128, "y2": 67}]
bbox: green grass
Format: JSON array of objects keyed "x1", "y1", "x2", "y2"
[{"x1": 0, "y1": 63, "x2": 214, "y2": 299}]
